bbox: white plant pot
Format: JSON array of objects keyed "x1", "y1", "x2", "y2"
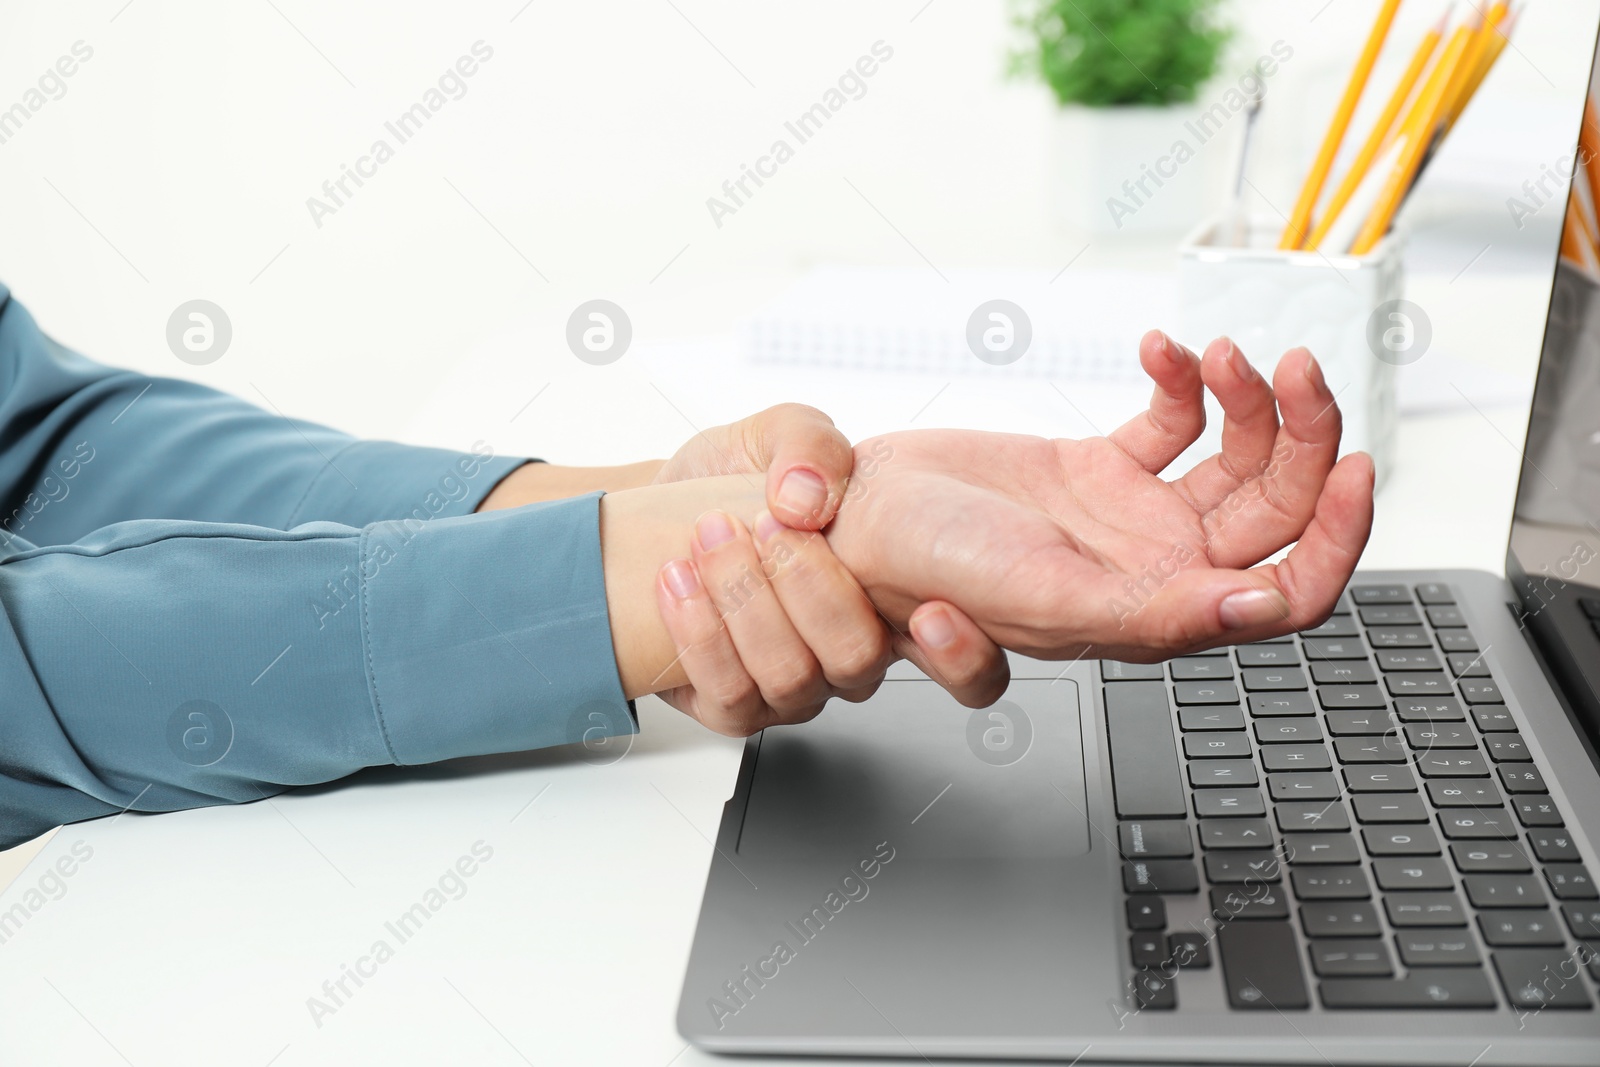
[{"x1": 1050, "y1": 102, "x2": 1224, "y2": 235}]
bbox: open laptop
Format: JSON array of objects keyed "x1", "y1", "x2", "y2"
[{"x1": 677, "y1": 35, "x2": 1600, "y2": 1067}]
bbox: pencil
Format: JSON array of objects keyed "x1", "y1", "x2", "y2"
[
  {"x1": 1350, "y1": 12, "x2": 1480, "y2": 255},
  {"x1": 1447, "y1": 2, "x2": 1513, "y2": 129},
  {"x1": 1306, "y1": 6, "x2": 1450, "y2": 251},
  {"x1": 1581, "y1": 96, "x2": 1600, "y2": 224},
  {"x1": 1280, "y1": 0, "x2": 1404, "y2": 249}
]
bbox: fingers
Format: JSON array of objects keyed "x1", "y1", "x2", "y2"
[
  {"x1": 1107, "y1": 330, "x2": 1205, "y2": 474},
  {"x1": 739, "y1": 404, "x2": 854, "y2": 529},
  {"x1": 655, "y1": 558, "x2": 778, "y2": 737},
  {"x1": 692, "y1": 510, "x2": 831, "y2": 716},
  {"x1": 754, "y1": 513, "x2": 894, "y2": 694},
  {"x1": 897, "y1": 601, "x2": 1012, "y2": 708}
]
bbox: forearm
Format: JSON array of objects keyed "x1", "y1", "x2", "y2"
[{"x1": 477, "y1": 459, "x2": 665, "y2": 512}]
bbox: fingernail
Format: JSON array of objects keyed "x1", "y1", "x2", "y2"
[
  {"x1": 914, "y1": 606, "x2": 957, "y2": 649},
  {"x1": 1157, "y1": 330, "x2": 1181, "y2": 363},
  {"x1": 662, "y1": 559, "x2": 699, "y2": 599},
  {"x1": 754, "y1": 510, "x2": 784, "y2": 544},
  {"x1": 1303, "y1": 352, "x2": 1325, "y2": 388},
  {"x1": 1228, "y1": 343, "x2": 1252, "y2": 380},
  {"x1": 1219, "y1": 588, "x2": 1291, "y2": 629},
  {"x1": 696, "y1": 510, "x2": 736, "y2": 551},
  {"x1": 776, "y1": 468, "x2": 827, "y2": 521}
]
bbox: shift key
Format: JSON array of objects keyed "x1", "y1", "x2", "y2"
[{"x1": 1104, "y1": 683, "x2": 1185, "y2": 818}]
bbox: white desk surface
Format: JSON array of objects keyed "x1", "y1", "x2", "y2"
[{"x1": 0, "y1": 263, "x2": 1554, "y2": 1067}]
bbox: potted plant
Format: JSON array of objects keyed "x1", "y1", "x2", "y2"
[{"x1": 1011, "y1": 0, "x2": 1231, "y2": 234}]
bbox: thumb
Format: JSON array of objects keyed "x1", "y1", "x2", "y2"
[{"x1": 742, "y1": 404, "x2": 853, "y2": 529}]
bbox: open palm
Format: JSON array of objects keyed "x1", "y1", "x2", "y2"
[{"x1": 824, "y1": 331, "x2": 1376, "y2": 662}]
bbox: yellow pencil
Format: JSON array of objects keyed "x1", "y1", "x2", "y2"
[
  {"x1": 1350, "y1": 12, "x2": 1480, "y2": 255},
  {"x1": 1280, "y1": 0, "x2": 1404, "y2": 249},
  {"x1": 1306, "y1": 6, "x2": 1450, "y2": 251},
  {"x1": 1447, "y1": 2, "x2": 1513, "y2": 128}
]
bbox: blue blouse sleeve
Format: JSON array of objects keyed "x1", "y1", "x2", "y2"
[{"x1": 0, "y1": 283, "x2": 633, "y2": 848}]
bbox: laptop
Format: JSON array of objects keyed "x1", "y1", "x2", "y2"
[{"x1": 676, "y1": 34, "x2": 1600, "y2": 1067}]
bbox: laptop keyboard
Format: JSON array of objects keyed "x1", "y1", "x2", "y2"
[{"x1": 1104, "y1": 582, "x2": 1600, "y2": 1013}]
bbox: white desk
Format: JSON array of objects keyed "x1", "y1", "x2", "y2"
[{"x1": 0, "y1": 265, "x2": 1552, "y2": 1067}]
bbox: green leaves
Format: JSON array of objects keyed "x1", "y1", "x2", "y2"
[{"x1": 1011, "y1": 0, "x2": 1231, "y2": 108}]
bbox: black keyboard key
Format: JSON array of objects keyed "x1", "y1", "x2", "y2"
[
  {"x1": 1318, "y1": 685, "x2": 1387, "y2": 710},
  {"x1": 1384, "y1": 673, "x2": 1454, "y2": 698},
  {"x1": 1484, "y1": 734, "x2": 1532, "y2": 762},
  {"x1": 1168, "y1": 932, "x2": 1211, "y2": 969},
  {"x1": 1104, "y1": 682, "x2": 1186, "y2": 818},
  {"x1": 1282, "y1": 833, "x2": 1359, "y2": 866},
  {"x1": 1494, "y1": 949, "x2": 1594, "y2": 1009},
  {"x1": 1247, "y1": 693, "x2": 1316, "y2": 717},
  {"x1": 1396, "y1": 932, "x2": 1479, "y2": 967},
  {"x1": 1255, "y1": 719, "x2": 1323, "y2": 745},
  {"x1": 1471, "y1": 705, "x2": 1516, "y2": 731},
  {"x1": 1512, "y1": 795, "x2": 1564, "y2": 827},
  {"x1": 1351, "y1": 584, "x2": 1412, "y2": 605},
  {"x1": 1132, "y1": 970, "x2": 1176, "y2": 1010},
  {"x1": 1334, "y1": 736, "x2": 1407, "y2": 763},
  {"x1": 1268, "y1": 772, "x2": 1341, "y2": 801},
  {"x1": 1218, "y1": 921, "x2": 1309, "y2": 1008},
  {"x1": 1414, "y1": 583, "x2": 1455, "y2": 605},
  {"x1": 1528, "y1": 830, "x2": 1580, "y2": 862},
  {"x1": 1416, "y1": 752, "x2": 1490, "y2": 778},
  {"x1": 1360, "y1": 605, "x2": 1422, "y2": 626},
  {"x1": 1131, "y1": 931, "x2": 1166, "y2": 968},
  {"x1": 1237, "y1": 644, "x2": 1301, "y2": 667},
  {"x1": 1102, "y1": 661, "x2": 1165, "y2": 681},
  {"x1": 1498, "y1": 766, "x2": 1547, "y2": 794},
  {"x1": 1119, "y1": 821, "x2": 1193, "y2": 859},
  {"x1": 1311, "y1": 940, "x2": 1393, "y2": 976},
  {"x1": 1377, "y1": 649, "x2": 1442, "y2": 672},
  {"x1": 1479, "y1": 909, "x2": 1565, "y2": 946},
  {"x1": 1394, "y1": 697, "x2": 1466, "y2": 723},
  {"x1": 1260, "y1": 744, "x2": 1332, "y2": 772},
  {"x1": 1303, "y1": 637, "x2": 1367, "y2": 660},
  {"x1": 1563, "y1": 904, "x2": 1600, "y2": 939},
  {"x1": 1275, "y1": 801, "x2": 1351, "y2": 833},
  {"x1": 1404, "y1": 724, "x2": 1477, "y2": 750},
  {"x1": 1457, "y1": 679, "x2": 1504, "y2": 705},
  {"x1": 1373, "y1": 857, "x2": 1454, "y2": 891},
  {"x1": 1189, "y1": 759, "x2": 1257, "y2": 788},
  {"x1": 1292, "y1": 866, "x2": 1371, "y2": 900},
  {"x1": 1178, "y1": 705, "x2": 1246, "y2": 731},
  {"x1": 1199, "y1": 818, "x2": 1274, "y2": 850},
  {"x1": 1126, "y1": 897, "x2": 1166, "y2": 929},
  {"x1": 1464, "y1": 874, "x2": 1547, "y2": 909},
  {"x1": 1450, "y1": 842, "x2": 1531, "y2": 873},
  {"x1": 1364, "y1": 825, "x2": 1441, "y2": 855},
  {"x1": 1385, "y1": 892, "x2": 1468, "y2": 926},
  {"x1": 1542, "y1": 864, "x2": 1597, "y2": 900},
  {"x1": 1344, "y1": 766, "x2": 1417, "y2": 793},
  {"x1": 1194, "y1": 790, "x2": 1267, "y2": 818},
  {"x1": 1426, "y1": 780, "x2": 1502, "y2": 807},
  {"x1": 1320, "y1": 969, "x2": 1496, "y2": 1008},
  {"x1": 1310, "y1": 661, "x2": 1376, "y2": 685},
  {"x1": 1324, "y1": 710, "x2": 1399, "y2": 736},
  {"x1": 1446, "y1": 652, "x2": 1492, "y2": 678},
  {"x1": 1437, "y1": 630, "x2": 1479, "y2": 653},
  {"x1": 1439, "y1": 810, "x2": 1518, "y2": 840},
  {"x1": 1205, "y1": 850, "x2": 1282, "y2": 884},
  {"x1": 1366, "y1": 627, "x2": 1431, "y2": 649},
  {"x1": 1425, "y1": 605, "x2": 1466, "y2": 628},
  {"x1": 1171, "y1": 656, "x2": 1234, "y2": 680},
  {"x1": 1123, "y1": 860, "x2": 1199, "y2": 894},
  {"x1": 1301, "y1": 901, "x2": 1382, "y2": 938},
  {"x1": 1211, "y1": 885, "x2": 1290, "y2": 920},
  {"x1": 1174, "y1": 681, "x2": 1240, "y2": 705},
  {"x1": 1241, "y1": 667, "x2": 1307, "y2": 691},
  {"x1": 1302, "y1": 616, "x2": 1360, "y2": 639},
  {"x1": 1184, "y1": 733, "x2": 1252, "y2": 759},
  {"x1": 1353, "y1": 794, "x2": 1429, "y2": 823}
]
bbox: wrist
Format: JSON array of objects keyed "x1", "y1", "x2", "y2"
[{"x1": 478, "y1": 459, "x2": 666, "y2": 512}]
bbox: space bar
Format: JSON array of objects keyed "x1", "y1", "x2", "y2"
[{"x1": 1103, "y1": 682, "x2": 1186, "y2": 818}]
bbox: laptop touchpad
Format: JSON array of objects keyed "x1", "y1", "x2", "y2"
[{"x1": 737, "y1": 679, "x2": 1090, "y2": 862}]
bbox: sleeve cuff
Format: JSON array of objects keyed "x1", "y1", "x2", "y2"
[
  {"x1": 358, "y1": 491, "x2": 636, "y2": 765},
  {"x1": 287, "y1": 439, "x2": 533, "y2": 528}
]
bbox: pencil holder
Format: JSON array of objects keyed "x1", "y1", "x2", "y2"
[{"x1": 1178, "y1": 215, "x2": 1402, "y2": 487}]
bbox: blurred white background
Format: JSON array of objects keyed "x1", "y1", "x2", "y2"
[{"x1": 1, "y1": 0, "x2": 1595, "y2": 450}]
